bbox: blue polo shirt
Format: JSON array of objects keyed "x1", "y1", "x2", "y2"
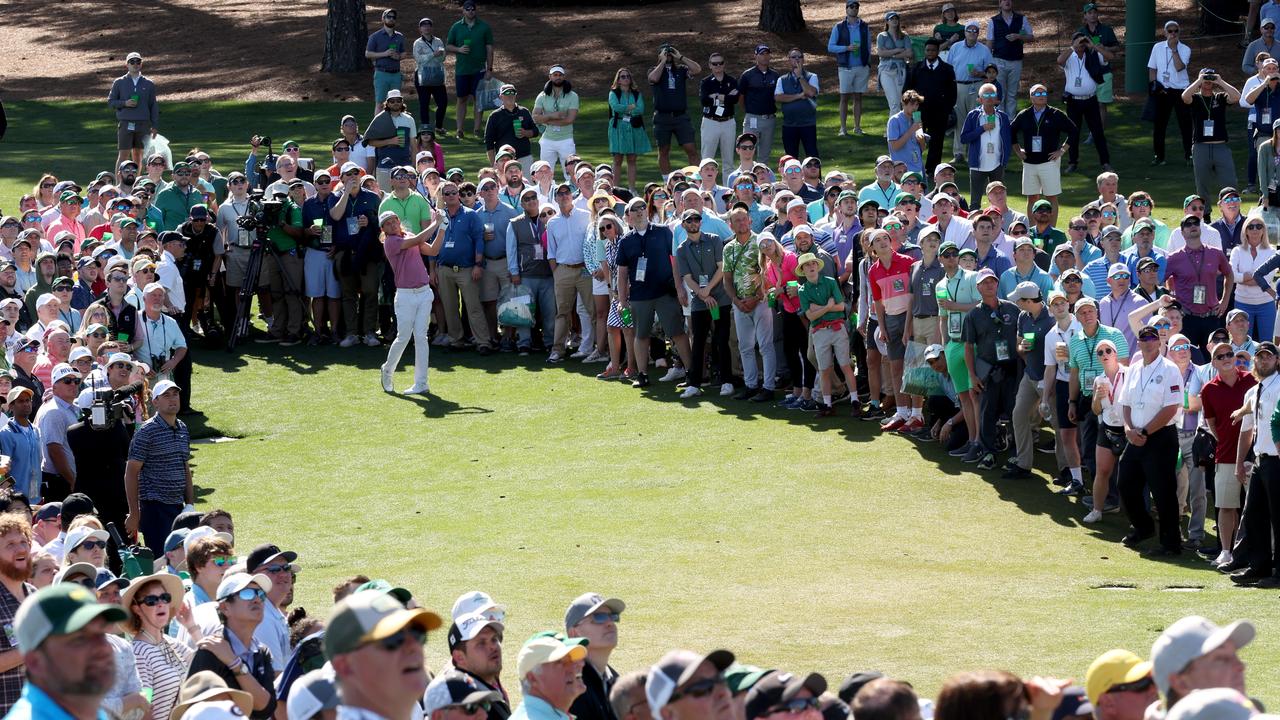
[
  {"x1": 0, "y1": 420, "x2": 41, "y2": 502},
  {"x1": 6, "y1": 680, "x2": 110, "y2": 720},
  {"x1": 1121, "y1": 246, "x2": 1168, "y2": 283},
  {"x1": 511, "y1": 695, "x2": 572, "y2": 720},
  {"x1": 998, "y1": 264, "x2": 1053, "y2": 301},
  {"x1": 366, "y1": 29, "x2": 406, "y2": 73},
  {"x1": 436, "y1": 205, "x2": 484, "y2": 268}
]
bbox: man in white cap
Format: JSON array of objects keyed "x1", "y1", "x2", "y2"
[
  {"x1": 443, "y1": 590, "x2": 510, "y2": 720},
  {"x1": 511, "y1": 632, "x2": 588, "y2": 720},
  {"x1": 138, "y1": 280, "x2": 188, "y2": 381},
  {"x1": 107, "y1": 51, "x2": 159, "y2": 168},
  {"x1": 534, "y1": 66, "x2": 581, "y2": 180},
  {"x1": 124, "y1": 379, "x2": 192, "y2": 557},
  {"x1": 1150, "y1": 616, "x2": 1253, "y2": 711},
  {"x1": 1146, "y1": 20, "x2": 1193, "y2": 166},
  {"x1": 647, "y1": 649, "x2": 735, "y2": 720},
  {"x1": 565, "y1": 594, "x2": 625, "y2": 720},
  {"x1": 33, "y1": 363, "x2": 81, "y2": 503},
  {"x1": 425, "y1": 672, "x2": 506, "y2": 720}
]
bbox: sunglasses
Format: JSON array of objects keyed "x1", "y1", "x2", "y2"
[
  {"x1": 767, "y1": 698, "x2": 820, "y2": 715},
  {"x1": 135, "y1": 592, "x2": 173, "y2": 607},
  {"x1": 1139, "y1": 333, "x2": 1161, "y2": 342},
  {"x1": 882, "y1": 222, "x2": 903, "y2": 230},
  {"x1": 58, "y1": 377, "x2": 80, "y2": 386},
  {"x1": 587, "y1": 611, "x2": 621, "y2": 624},
  {"x1": 1096, "y1": 347, "x2": 1115, "y2": 357},
  {"x1": 1031, "y1": 91, "x2": 1048, "y2": 97},
  {"x1": 378, "y1": 627, "x2": 427, "y2": 652},
  {"x1": 40, "y1": 183, "x2": 55, "y2": 189},
  {"x1": 1069, "y1": 225, "x2": 1088, "y2": 231},
  {"x1": 710, "y1": 61, "x2": 724, "y2": 66},
  {"x1": 460, "y1": 190, "x2": 476, "y2": 197},
  {"x1": 940, "y1": 250, "x2": 959, "y2": 258},
  {"x1": 1222, "y1": 196, "x2": 1241, "y2": 204},
  {"x1": 1107, "y1": 677, "x2": 1155, "y2": 695},
  {"x1": 23, "y1": 215, "x2": 41, "y2": 222},
  {"x1": 653, "y1": 193, "x2": 669, "y2": 200},
  {"x1": 784, "y1": 168, "x2": 802, "y2": 175},
  {"x1": 1110, "y1": 274, "x2": 1130, "y2": 281},
  {"x1": 1182, "y1": 220, "x2": 1201, "y2": 227},
  {"x1": 261, "y1": 563, "x2": 293, "y2": 574},
  {"x1": 980, "y1": 92, "x2": 998, "y2": 99},
  {"x1": 212, "y1": 556, "x2": 235, "y2": 567},
  {"x1": 53, "y1": 286, "x2": 72, "y2": 292},
  {"x1": 1214, "y1": 352, "x2": 1234, "y2": 361},
  {"x1": 671, "y1": 676, "x2": 726, "y2": 702},
  {"x1": 441, "y1": 190, "x2": 459, "y2": 196},
  {"x1": 233, "y1": 587, "x2": 267, "y2": 602},
  {"x1": 684, "y1": 217, "x2": 702, "y2": 224},
  {"x1": 1236, "y1": 358, "x2": 1252, "y2": 367},
  {"x1": 1170, "y1": 343, "x2": 1192, "y2": 352},
  {"x1": 737, "y1": 144, "x2": 755, "y2": 150},
  {"x1": 108, "y1": 275, "x2": 128, "y2": 283},
  {"x1": 1248, "y1": 223, "x2": 1266, "y2": 230},
  {"x1": 78, "y1": 540, "x2": 107, "y2": 550},
  {"x1": 335, "y1": 145, "x2": 352, "y2": 152},
  {"x1": 1152, "y1": 322, "x2": 1172, "y2": 330}
]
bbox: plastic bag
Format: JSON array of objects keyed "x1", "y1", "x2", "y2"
[
  {"x1": 498, "y1": 284, "x2": 535, "y2": 328},
  {"x1": 142, "y1": 132, "x2": 173, "y2": 169},
  {"x1": 477, "y1": 77, "x2": 504, "y2": 111},
  {"x1": 901, "y1": 340, "x2": 941, "y2": 397}
]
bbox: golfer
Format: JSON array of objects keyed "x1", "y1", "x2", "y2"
[{"x1": 380, "y1": 208, "x2": 446, "y2": 395}]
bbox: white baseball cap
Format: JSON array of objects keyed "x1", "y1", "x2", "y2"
[
  {"x1": 451, "y1": 590, "x2": 505, "y2": 621},
  {"x1": 150, "y1": 379, "x2": 180, "y2": 401},
  {"x1": 1151, "y1": 616, "x2": 1255, "y2": 696},
  {"x1": 50, "y1": 363, "x2": 81, "y2": 385}
]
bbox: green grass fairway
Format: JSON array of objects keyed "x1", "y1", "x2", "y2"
[
  {"x1": 3, "y1": 97, "x2": 1275, "y2": 702},
  {"x1": 184, "y1": 343, "x2": 1280, "y2": 704}
]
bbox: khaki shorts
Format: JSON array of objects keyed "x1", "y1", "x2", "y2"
[
  {"x1": 117, "y1": 120, "x2": 151, "y2": 150},
  {"x1": 480, "y1": 263, "x2": 511, "y2": 303},
  {"x1": 838, "y1": 66, "x2": 871, "y2": 94},
  {"x1": 1022, "y1": 158, "x2": 1063, "y2": 196},
  {"x1": 912, "y1": 316, "x2": 940, "y2": 345},
  {"x1": 1214, "y1": 463, "x2": 1243, "y2": 509},
  {"x1": 812, "y1": 325, "x2": 851, "y2": 371},
  {"x1": 224, "y1": 246, "x2": 264, "y2": 289}
]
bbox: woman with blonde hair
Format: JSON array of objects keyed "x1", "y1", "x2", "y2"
[
  {"x1": 597, "y1": 213, "x2": 637, "y2": 381},
  {"x1": 1084, "y1": 338, "x2": 1128, "y2": 523},
  {"x1": 1230, "y1": 207, "x2": 1278, "y2": 340},
  {"x1": 581, "y1": 195, "x2": 617, "y2": 364},
  {"x1": 32, "y1": 174, "x2": 58, "y2": 210}
]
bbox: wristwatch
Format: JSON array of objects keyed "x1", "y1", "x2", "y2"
[
  {"x1": 1139, "y1": 428, "x2": 1149, "y2": 438},
  {"x1": 235, "y1": 661, "x2": 250, "y2": 676}
]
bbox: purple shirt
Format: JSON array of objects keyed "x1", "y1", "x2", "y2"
[
  {"x1": 384, "y1": 234, "x2": 432, "y2": 288},
  {"x1": 1165, "y1": 245, "x2": 1230, "y2": 315},
  {"x1": 1097, "y1": 290, "x2": 1144, "y2": 352}
]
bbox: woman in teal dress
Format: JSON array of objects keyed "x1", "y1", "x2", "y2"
[{"x1": 607, "y1": 67, "x2": 651, "y2": 192}]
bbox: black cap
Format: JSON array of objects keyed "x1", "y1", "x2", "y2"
[
  {"x1": 837, "y1": 672, "x2": 885, "y2": 704},
  {"x1": 1257, "y1": 341, "x2": 1279, "y2": 357},
  {"x1": 246, "y1": 543, "x2": 297, "y2": 572},
  {"x1": 819, "y1": 696, "x2": 852, "y2": 720},
  {"x1": 171, "y1": 510, "x2": 203, "y2": 532},
  {"x1": 158, "y1": 231, "x2": 186, "y2": 245},
  {"x1": 60, "y1": 493, "x2": 97, "y2": 524},
  {"x1": 34, "y1": 502, "x2": 62, "y2": 522},
  {"x1": 1219, "y1": 186, "x2": 1241, "y2": 200},
  {"x1": 746, "y1": 672, "x2": 828, "y2": 720}
]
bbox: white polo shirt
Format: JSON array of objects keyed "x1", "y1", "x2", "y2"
[
  {"x1": 1241, "y1": 372, "x2": 1280, "y2": 456},
  {"x1": 1063, "y1": 52, "x2": 1099, "y2": 97},
  {"x1": 1119, "y1": 353, "x2": 1182, "y2": 429},
  {"x1": 1146, "y1": 42, "x2": 1192, "y2": 89}
]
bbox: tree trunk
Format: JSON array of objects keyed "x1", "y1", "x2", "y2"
[
  {"x1": 759, "y1": 0, "x2": 805, "y2": 33},
  {"x1": 323, "y1": 0, "x2": 369, "y2": 73}
]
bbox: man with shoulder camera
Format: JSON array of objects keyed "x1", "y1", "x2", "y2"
[
  {"x1": 1182, "y1": 68, "x2": 1241, "y2": 202},
  {"x1": 1147, "y1": 20, "x2": 1193, "y2": 166},
  {"x1": 124, "y1": 379, "x2": 192, "y2": 558},
  {"x1": 255, "y1": 185, "x2": 307, "y2": 346},
  {"x1": 648, "y1": 43, "x2": 702, "y2": 177},
  {"x1": 216, "y1": 171, "x2": 262, "y2": 337},
  {"x1": 67, "y1": 352, "x2": 143, "y2": 538}
]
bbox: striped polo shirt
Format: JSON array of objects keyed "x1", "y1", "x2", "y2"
[
  {"x1": 128, "y1": 414, "x2": 190, "y2": 505},
  {"x1": 1067, "y1": 324, "x2": 1129, "y2": 396}
]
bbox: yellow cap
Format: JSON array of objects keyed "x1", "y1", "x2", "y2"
[{"x1": 1086, "y1": 649, "x2": 1153, "y2": 705}]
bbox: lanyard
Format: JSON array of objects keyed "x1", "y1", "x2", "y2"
[
  {"x1": 1257, "y1": 374, "x2": 1277, "y2": 427},
  {"x1": 1106, "y1": 294, "x2": 1127, "y2": 328}
]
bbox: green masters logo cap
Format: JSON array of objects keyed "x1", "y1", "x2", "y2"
[
  {"x1": 14, "y1": 584, "x2": 127, "y2": 651},
  {"x1": 324, "y1": 590, "x2": 442, "y2": 659}
]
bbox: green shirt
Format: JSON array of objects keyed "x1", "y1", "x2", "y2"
[
  {"x1": 266, "y1": 200, "x2": 303, "y2": 252},
  {"x1": 722, "y1": 235, "x2": 762, "y2": 299},
  {"x1": 1067, "y1": 324, "x2": 1130, "y2": 396},
  {"x1": 534, "y1": 90, "x2": 580, "y2": 142},
  {"x1": 1031, "y1": 226, "x2": 1069, "y2": 256},
  {"x1": 799, "y1": 275, "x2": 844, "y2": 324},
  {"x1": 938, "y1": 268, "x2": 980, "y2": 343},
  {"x1": 379, "y1": 193, "x2": 433, "y2": 234},
  {"x1": 446, "y1": 18, "x2": 493, "y2": 76}
]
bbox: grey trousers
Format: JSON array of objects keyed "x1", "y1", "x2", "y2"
[
  {"x1": 1012, "y1": 374, "x2": 1042, "y2": 471},
  {"x1": 742, "y1": 114, "x2": 777, "y2": 164},
  {"x1": 1193, "y1": 142, "x2": 1238, "y2": 202},
  {"x1": 968, "y1": 166, "x2": 1005, "y2": 211},
  {"x1": 1177, "y1": 429, "x2": 1209, "y2": 542}
]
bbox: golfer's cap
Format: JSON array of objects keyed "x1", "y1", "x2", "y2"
[
  {"x1": 164, "y1": 528, "x2": 190, "y2": 554},
  {"x1": 516, "y1": 632, "x2": 589, "y2": 678},
  {"x1": 975, "y1": 268, "x2": 998, "y2": 283},
  {"x1": 126, "y1": 52, "x2": 142, "y2": 62},
  {"x1": 565, "y1": 593, "x2": 625, "y2": 630},
  {"x1": 1227, "y1": 308, "x2": 1249, "y2": 324},
  {"x1": 1032, "y1": 199, "x2": 1053, "y2": 212},
  {"x1": 64, "y1": 526, "x2": 108, "y2": 553},
  {"x1": 422, "y1": 672, "x2": 504, "y2": 716},
  {"x1": 648, "y1": 650, "x2": 736, "y2": 720},
  {"x1": 923, "y1": 344, "x2": 944, "y2": 361},
  {"x1": 1134, "y1": 217, "x2": 1157, "y2": 232},
  {"x1": 1264, "y1": 17, "x2": 1278, "y2": 28},
  {"x1": 1108, "y1": 263, "x2": 1131, "y2": 279},
  {"x1": 13, "y1": 584, "x2": 126, "y2": 652},
  {"x1": 1085, "y1": 649, "x2": 1153, "y2": 706},
  {"x1": 215, "y1": 572, "x2": 273, "y2": 602},
  {"x1": 1074, "y1": 296, "x2": 1098, "y2": 310},
  {"x1": 1258, "y1": 341, "x2": 1280, "y2": 357},
  {"x1": 933, "y1": 162, "x2": 955, "y2": 176},
  {"x1": 67, "y1": 347, "x2": 92, "y2": 364},
  {"x1": 452, "y1": 590, "x2": 504, "y2": 621},
  {"x1": 50, "y1": 363, "x2": 81, "y2": 385},
  {"x1": 379, "y1": 210, "x2": 400, "y2": 227},
  {"x1": 150, "y1": 379, "x2": 180, "y2": 401},
  {"x1": 786, "y1": 199, "x2": 807, "y2": 212},
  {"x1": 340, "y1": 161, "x2": 362, "y2": 175},
  {"x1": 549, "y1": 65, "x2": 566, "y2": 75},
  {"x1": 385, "y1": 89, "x2": 403, "y2": 100},
  {"x1": 324, "y1": 589, "x2": 442, "y2": 658},
  {"x1": 451, "y1": 610, "x2": 506, "y2": 647}
]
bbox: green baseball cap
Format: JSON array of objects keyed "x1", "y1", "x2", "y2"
[
  {"x1": 15, "y1": 584, "x2": 127, "y2": 651},
  {"x1": 939, "y1": 240, "x2": 959, "y2": 253},
  {"x1": 324, "y1": 590, "x2": 442, "y2": 659},
  {"x1": 1182, "y1": 194, "x2": 1204, "y2": 208},
  {"x1": 893, "y1": 192, "x2": 919, "y2": 205},
  {"x1": 283, "y1": 139, "x2": 300, "y2": 150},
  {"x1": 59, "y1": 190, "x2": 81, "y2": 203},
  {"x1": 354, "y1": 579, "x2": 413, "y2": 605},
  {"x1": 1031, "y1": 199, "x2": 1053, "y2": 212},
  {"x1": 837, "y1": 190, "x2": 858, "y2": 203},
  {"x1": 725, "y1": 663, "x2": 773, "y2": 694}
]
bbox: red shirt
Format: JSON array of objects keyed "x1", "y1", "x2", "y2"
[
  {"x1": 1201, "y1": 369, "x2": 1257, "y2": 463},
  {"x1": 868, "y1": 252, "x2": 915, "y2": 317}
]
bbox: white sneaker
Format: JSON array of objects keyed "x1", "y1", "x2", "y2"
[
  {"x1": 403, "y1": 385, "x2": 429, "y2": 396},
  {"x1": 1082, "y1": 509, "x2": 1103, "y2": 523},
  {"x1": 364, "y1": 333, "x2": 381, "y2": 347},
  {"x1": 679, "y1": 386, "x2": 703, "y2": 399},
  {"x1": 659, "y1": 367, "x2": 686, "y2": 382},
  {"x1": 720, "y1": 383, "x2": 735, "y2": 396},
  {"x1": 431, "y1": 335, "x2": 451, "y2": 347},
  {"x1": 380, "y1": 366, "x2": 393, "y2": 393},
  {"x1": 584, "y1": 350, "x2": 608, "y2": 363},
  {"x1": 339, "y1": 334, "x2": 359, "y2": 348},
  {"x1": 1212, "y1": 550, "x2": 1233, "y2": 567},
  {"x1": 570, "y1": 348, "x2": 589, "y2": 359}
]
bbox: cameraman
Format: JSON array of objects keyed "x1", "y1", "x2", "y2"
[
  {"x1": 330, "y1": 163, "x2": 384, "y2": 347},
  {"x1": 258, "y1": 185, "x2": 307, "y2": 345},
  {"x1": 647, "y1": 43, "x2": 702, "y2": 176},
  {"x1": 68, "y1": 352, "x2": 142, "y2": 538},
  {"x1": 216, "y1": 172, "x2": 266, "y2": 335},
  {"x1": 177, "y1": 204, "x2": 222, "y2": 336}
]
